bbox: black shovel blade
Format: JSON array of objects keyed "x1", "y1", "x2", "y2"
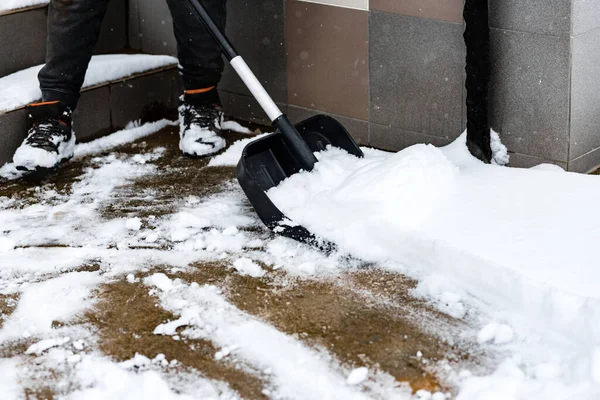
[{"x1": 236, "y1": 115, "x2": 363, "y2": 250}]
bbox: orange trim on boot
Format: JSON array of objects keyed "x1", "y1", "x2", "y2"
[
  {"x1": 184, "y1": 86, "x2": 216, "y2": 95},
  {"x1": 29, "y1": 100, "x2": 60, "y2": 107}
]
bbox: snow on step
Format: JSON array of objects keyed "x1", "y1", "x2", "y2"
[
  {"x1": 0, "y1": 54, "x2": 177, "y2": 113},
  {"x1": 0, "y1": 0, "x2": 48, "y2": 12},
  {"x1": 146, "y1": 274, "x2": 412, "y2": 400}
]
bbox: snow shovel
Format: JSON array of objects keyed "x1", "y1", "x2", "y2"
[{"x1": 187, "y1": 0, "x2": 364, "y2": 248}]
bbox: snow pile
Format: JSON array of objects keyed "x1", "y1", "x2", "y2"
[
  {"x1": 0, "y1": 54, "x2": 177, "y2": 112},
  {"x1": 267, "y1": 131, "x2": 600, "y2": 398},
  {"x1": 0, "y1": 0, "x2": 48, "y2": 12}
]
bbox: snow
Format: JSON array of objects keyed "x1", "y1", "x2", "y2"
[
  {"x1": 476, "y1": 323, "x2": 514, "y2": 345},
  {"x1": 0, "y1": 0, "x2": 48, "y2": 12},
  {"x1": 25, "y1": 337, "x2": 71, "y2": 355},
  {"x1": 490, "y1": 128, "x2": 509, "y2": 166},
  {"x1": 347, "y1": 367, "x2": 369, "y2": 385},
  {"x1": 3, "y1": 118, "x2": 599, "y2": 398},
  {"x1": 0, "y1": 54, "x2": 177, "y2": 113},
  {"x1": 63, "y1": 354, "x2": 239, "y2": 400},
  {"x1": 0, "y1": 359, "x2": 21, "y2": 399},
  {"x1": 266, "y1": 131, "x2": 600, "y2": 399},
  {"x1": 0, "y1": 236, "x2": 16, "y2": 253},
  {"x1": 221, "y1": 120, "x2": 254, "y2": 134},
  {"x1": 146, "y1": 276, "x2": 412, "y2": 400},
  {"x1": 232, "y1": 257, "x2": 265, "y2": 277},
  {"x1": 74, "y1": 119, "x2": 177, "y2": 158},
  {"x1": 126, "y1": 217, "x2": 142, "y2": 231},
  {"x1": 208, "y1": 133, "x2": 270, "y2": 167},
  {"x1": 0, "y1": 272, "x2": 100, "y2": 342},
  {"x1": 0, "y1": 120, "x2": 415, "y2": 398}
]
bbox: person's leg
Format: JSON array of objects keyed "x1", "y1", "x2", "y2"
[
  {"x1": 166, "y1": 0, "x2": 227, "y2": 106},
  {"x1": 38, "y1": 0, "x2": 111, "y2": 110},
  {"x1": 14, "y1": 0, "x2": 109, "y2": 172},
  {"x1": 166, "y1": 0, "x2": 228, "y2": 157}
]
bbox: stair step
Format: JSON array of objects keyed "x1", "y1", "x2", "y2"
[
  {"x1": 0, "y1": 54, "x2": 180, "y2": 166},
  {"x1": 0, "y1": 0, "x2": 127, "y2": 77},
  {"x1": 0, "y1": 54, "x2": 178, "y2": 113}
]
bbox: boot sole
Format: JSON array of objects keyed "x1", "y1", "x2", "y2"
[{"x1": 15, "y1": 154, "x2": 73, "y2": 181}]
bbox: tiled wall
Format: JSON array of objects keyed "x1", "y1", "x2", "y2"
[{"x1": 130, "y1": 0, "x2": 600, "y2": 172}]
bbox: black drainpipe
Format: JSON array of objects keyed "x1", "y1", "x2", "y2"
[{"x1": 463, "y1": 0, "x2": 492, "y2": 163}]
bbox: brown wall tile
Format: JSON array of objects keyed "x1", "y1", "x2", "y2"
[
  {"x1": 370, "y1": 0, "x2": 464, "y2": 24},
  {"x1": 286, "y1": 0, "x2": 369, "y2": 120}
]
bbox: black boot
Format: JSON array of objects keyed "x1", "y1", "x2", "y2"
[
  {"x1": 178, "y1": 90, "x2": 225, "y2": 157},
  {"x1": 13, "y1": 101, "x2": 75, "y2": 172}
]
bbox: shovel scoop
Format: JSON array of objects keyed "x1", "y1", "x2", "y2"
[{"x1": 187, "y1": 0, "x2": 364, "y2": 248}]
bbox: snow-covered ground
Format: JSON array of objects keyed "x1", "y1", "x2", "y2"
[
  {"x1": 1, "y1": 120, "x2": 599, "y2": 399},
  {"x1": 0, "y1": 54, "x2": 177, "y2": 112}
]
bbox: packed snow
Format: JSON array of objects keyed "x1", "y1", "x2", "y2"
[{"x1": 0, "y1": 54, "x2": 177, "y2": 112}]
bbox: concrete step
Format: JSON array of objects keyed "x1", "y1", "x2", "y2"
[
  {"x1": 0, "y1": 0, "x2": 127, "y2": 77},
  {"x1": 0, "y1": 54, "x2": 181, "y2": 166}
]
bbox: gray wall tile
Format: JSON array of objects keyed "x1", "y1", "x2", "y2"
[
  {"x1": 507, "y1": 152, "x2": 566, "y2": 169},
  {"x1": 489, "y1": 28, "x2": 570, "y2": 161},
  {"x1": 370, "y1": 0, "x2": 463, "y2": 24},
  {"x1": 0, "y1": 8, "x2": 47, "y2": 77},
  {"x1": 287, "y1": 105, "x2": 369, "y2": 146},
  {"x1": 221, "y1": 0, "x2": 287, "y2": 103},
  {"x1": 568, "y1": 146, "x2": 600, "y2": 173},
  {"x1": 74, "y1": 87, "x2": 111, "y2": 142},
  {"x1": 0, "y1": 110, "x2": 27, "y2": 166},
  {"x1": 219, "y1": 90, "x2": 286, "y2": 126},
  {"x1": 370, "y1": 12, "x2": 465, "y2": 140},
  {"x1": 370, "y1": 123, "x2": 451, "y2": 152},
  {"x1": 572, "y1": 0, "x2": 600, "y2": 37},
  {"x1": 570, "y1": 28, "x2": 600, "y2": 159},
  {"x1": 489, "y1": 0, "x2": 571, "y2": 37},
  {"x1": 109, "y1": 69, "x2": 179, "y2": 129}
]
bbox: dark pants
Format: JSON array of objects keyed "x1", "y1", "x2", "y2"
[{"x1": 39, "y1": 0, "x2": 226, "y2": 110}]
